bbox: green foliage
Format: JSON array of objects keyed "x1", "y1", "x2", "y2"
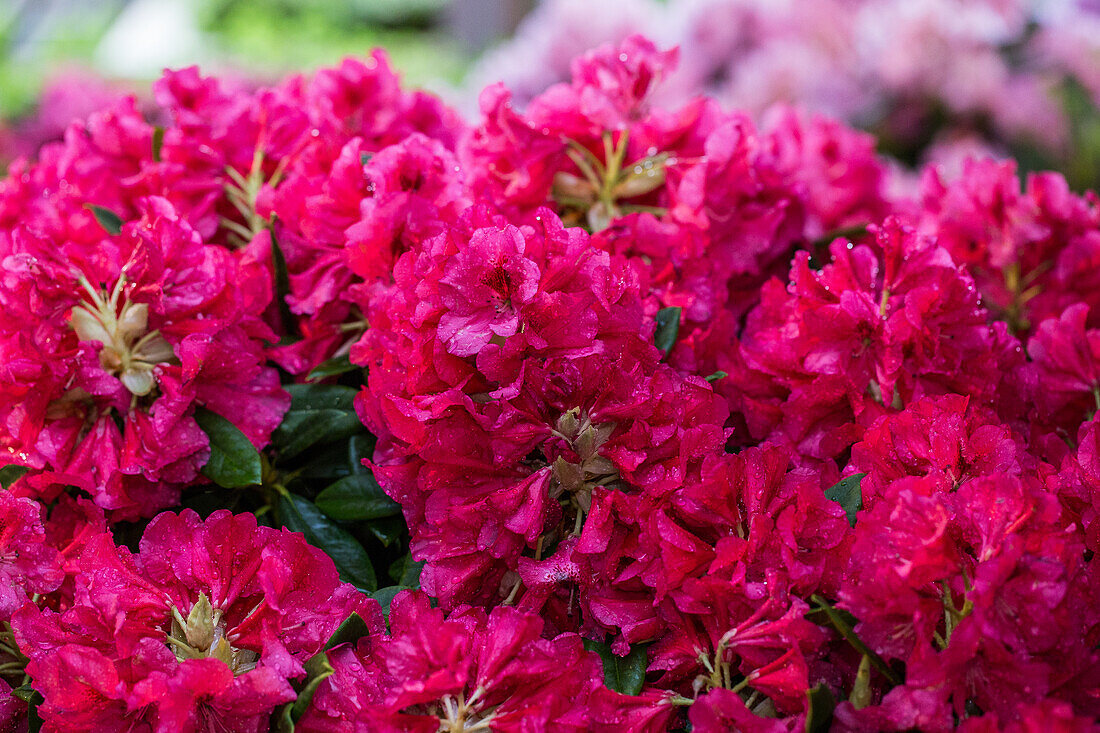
[
  {"x1": 85, "y1": 204, "x2": 123, "y2": 235},
  {"x1": 582, "y1": 639, "x2": 649, "y2": 696},
  {"x1": 276, "y1": 490, "x2": 378, "y2": 591},
  {"x1": 316, "y1": 473, "x2": 401, "y2": 521},
  {"x1": 275, "y1": 612, "x2": 371, "y2": 732},
  {"x1": 654, "y1": 306, "x2": 681, "y2": 357},
  {"x1": 0, "y1": 464, "x2": 28, "y2": 489},
  {"x1": 824, "y1": 473, "x2": 865, "y2": 527},
  {"x1": 804, "y1": 683, "x2": 836, "y2": 733},
  {"x1": 195, "y1": 408, "x2": 263, "y2": 488}
]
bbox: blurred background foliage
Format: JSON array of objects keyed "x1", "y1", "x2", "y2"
[{"x1": 0, "y1": 0, "x2": 528, "y2": 116}]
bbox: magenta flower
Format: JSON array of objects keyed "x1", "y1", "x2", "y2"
[
  {"x1": 436, "y1": 224, "x2": 542, "y2": 356},
  {"x1": 13, "y1": 510, "x2": 378, "y2": 732},
  {"x1": 0, "y1": 198, "x2": 287, "y2": 518},
  {"x1": 298, "y1": 590, "x2": 604, "y2": 732}
]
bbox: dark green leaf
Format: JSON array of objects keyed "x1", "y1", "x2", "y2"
[
  {"x1": 804, "y1": 683, "x2": 836, "y2": 733},
  {"x1": 810, "y1": 595, "x2": 901, "y2": 686},
  {"x1": 286, "y1": 384, "x2": 358, "y2": 412},
  {"x1": 152, "y1": 125, "x2": 165, "y2": 162},
  {"x1": 293, "y1": 441, "x2": 354, "y2": 481},
  {"x1": 269, "y1": 230, "x2": 300, "y2": 339},
  {"x1": 85, "y1": 204, "x2": 123, "y2": 235},
  {"x1": 371, "y1": 585, "x2": 411, "y2": 616},
  {"x1": 583, "y1": 640, "x2": 648, "y2": 696},
  {"x1": 324, "y1": 612, "x2": 371, "y2": 651},
  {"x1": 307, "y1": 355, "x2": 358, "y2": 382},
  {"x1": 704, "y1": 370, "x2": 728, "y2": 383},
  {"x1": 347, "y1": 434, "x2": 374, "y2": 475},
  {"x1": 273, "y1": 409, "x2": 363, "y2": 461},
  {"x1": 11, "y1": 684, "x2": 36, "y2": 703},
  {"x1": 13, "y1": 685, "x2": 43, "y2": 733},
  {"x1": 824, "y1": 473, "x2": 865, "y2": 527},
  {"x1": 277, "y1": 491, "x2": 377, "y2": 591},
  {"x1": 364, "y1": 515, "x2": 406, "y2": 547},
  {"x1": 316, "y1": 473, "x2": 400, "y2": 521},
  {"x1": 654, "y1": 306, "x2": 682, "y2": 358},
  {"x1": 277, "y1": 651, "x2": 333, "y2": 732},
  {"x1": 195, "y1": 408, "x2": 262, "y2": 488},
  {"x1": 388, "y1": 552, "x2": 424, "y2": 587},
  {"x1": 0, "y1": 464, "x2": 28, "y2": 489}
]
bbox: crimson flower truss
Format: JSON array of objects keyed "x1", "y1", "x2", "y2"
[{"x1": 0, "y1": 36, "x2": 1099, "y2": 732}]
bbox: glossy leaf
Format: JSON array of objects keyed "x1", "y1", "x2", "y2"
[
  {"x1": 824, "y1": 473, "x2": 865, "y2": 527},
  {"x1": 583, "y1": 639, "x2": 648, "y2": 696},
  {"x1": 273, "y1": 409, "x2": 362, "y2": 461},
  {"x1": 285, "y1": 384, "x2": 358, "y2": 412},
  {"x1": 0, "y1": 465, "x2": 28, "y2": 489},
  {"x1": 195, "y1": 408, "x2": 262, "y2": 488},
  {"x1": 654, "y1": 306, "x2": 681, "y2": 357},
  {"x1": 85, "y1": 204, "x2": 123, "y2": 235},
  {"x1": 277, "y1": 491, "x2": 377, "y2": 591},
  {"x1": 388, "y1": 552, "x2": 424, "y2": 587},
  {"x1": 316, "y1": 473, "x2": 400, "y2": 521},
  {"x1": 307, "y1": 355, "x2": 358, "y2": 382},
  {"x1": 804, "y1": 683, "x2": 836, "y2": 733},
  {"x1": 370, "y1": 585, "x2": 411, "y2": 617}
]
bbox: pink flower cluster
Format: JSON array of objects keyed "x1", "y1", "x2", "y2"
[
  {"x1": 465, "y1": 0, "x2": 1100, "y2": 181},
  {"x1": 1, "y1": 33, "x2": 1100, "y2": 732}
]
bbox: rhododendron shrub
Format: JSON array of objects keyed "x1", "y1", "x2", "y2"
[
  {"x1": 12, "y1": 510, "x2": 380, "y2": 731},
  {"x1": 0, "y1": 33, "x2": 1099, "y2": 733}
]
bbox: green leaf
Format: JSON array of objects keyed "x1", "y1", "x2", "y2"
[
  {"x1": 194, "y1": 408, "x2": 262, "y2": 488},
  {"x1": 583, "y1": 640, "x2": 648, "y2": 696},
  {"x1": 810, "y1": 595, "x2": 901, "y2": 686},
  {"x1": 275, "y1": 610, "x2": 373, "y2": 729},
  {"x1": 0, "y1": 464, "x2": 28, "y2": 489},
  {"x1": 273, "y1": 409, "x2": 363, "y2": 461},
  {"x1": 388, "y1": 552, "x2": 424, "y2": 587},
  {"x1": 152, "y1": 125, "x2": 165, "y2": 162},
  {"x1": 360, "y1": 152, "x2": 372, "y2": 166},
  {"x1": 324, "y1": 611, "x2": 371, "y2": 651},
  {"x1": 364, "y1": 515, "x2": 406, "y2": 547},
  {"x1": 13, "y1": 685, "x2": 43, "y2": 733},
  {"x1": 269, "y1": 229, "x2": 300, "y2": 339},
  {"x1": 277, "y1": 491, "x2": 377, "y2": 591},
  {"x1": 307, "y1": 355, "x2": 358, "y2": 382},
  {"x1": 316, "y1": 473, "x2": 400, "y2": 521},
  {"x1": 804, "y1": 683, "x2": 836, "y2": 733},
  {"x1": 347, "y1": 433, "x2": 375, "y2": 475},
  {"x1": 654, "y1": 306, "x2": 682, "y2": 358},
  {"x1": 85, "y1": 204, "x2": 123, "y2": 235},
  {"x1": 370, "y1": 585, "x2": 411, "y2": 616},
  {"x1": 277, "y1": 651, "x2": 333, "y2": 732},
  {"x1": 293, "y1": 441, "x2": 354, "y2": 481},
  {"x1": 704, "y1": 370, "x2": 728, "y2": 383},
  {"x1": 824, "y1": 473, "x2": 865, "y2": 527},
  {"x1": 286, "y1": 384, "x2": 359, "y2": 412}
]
